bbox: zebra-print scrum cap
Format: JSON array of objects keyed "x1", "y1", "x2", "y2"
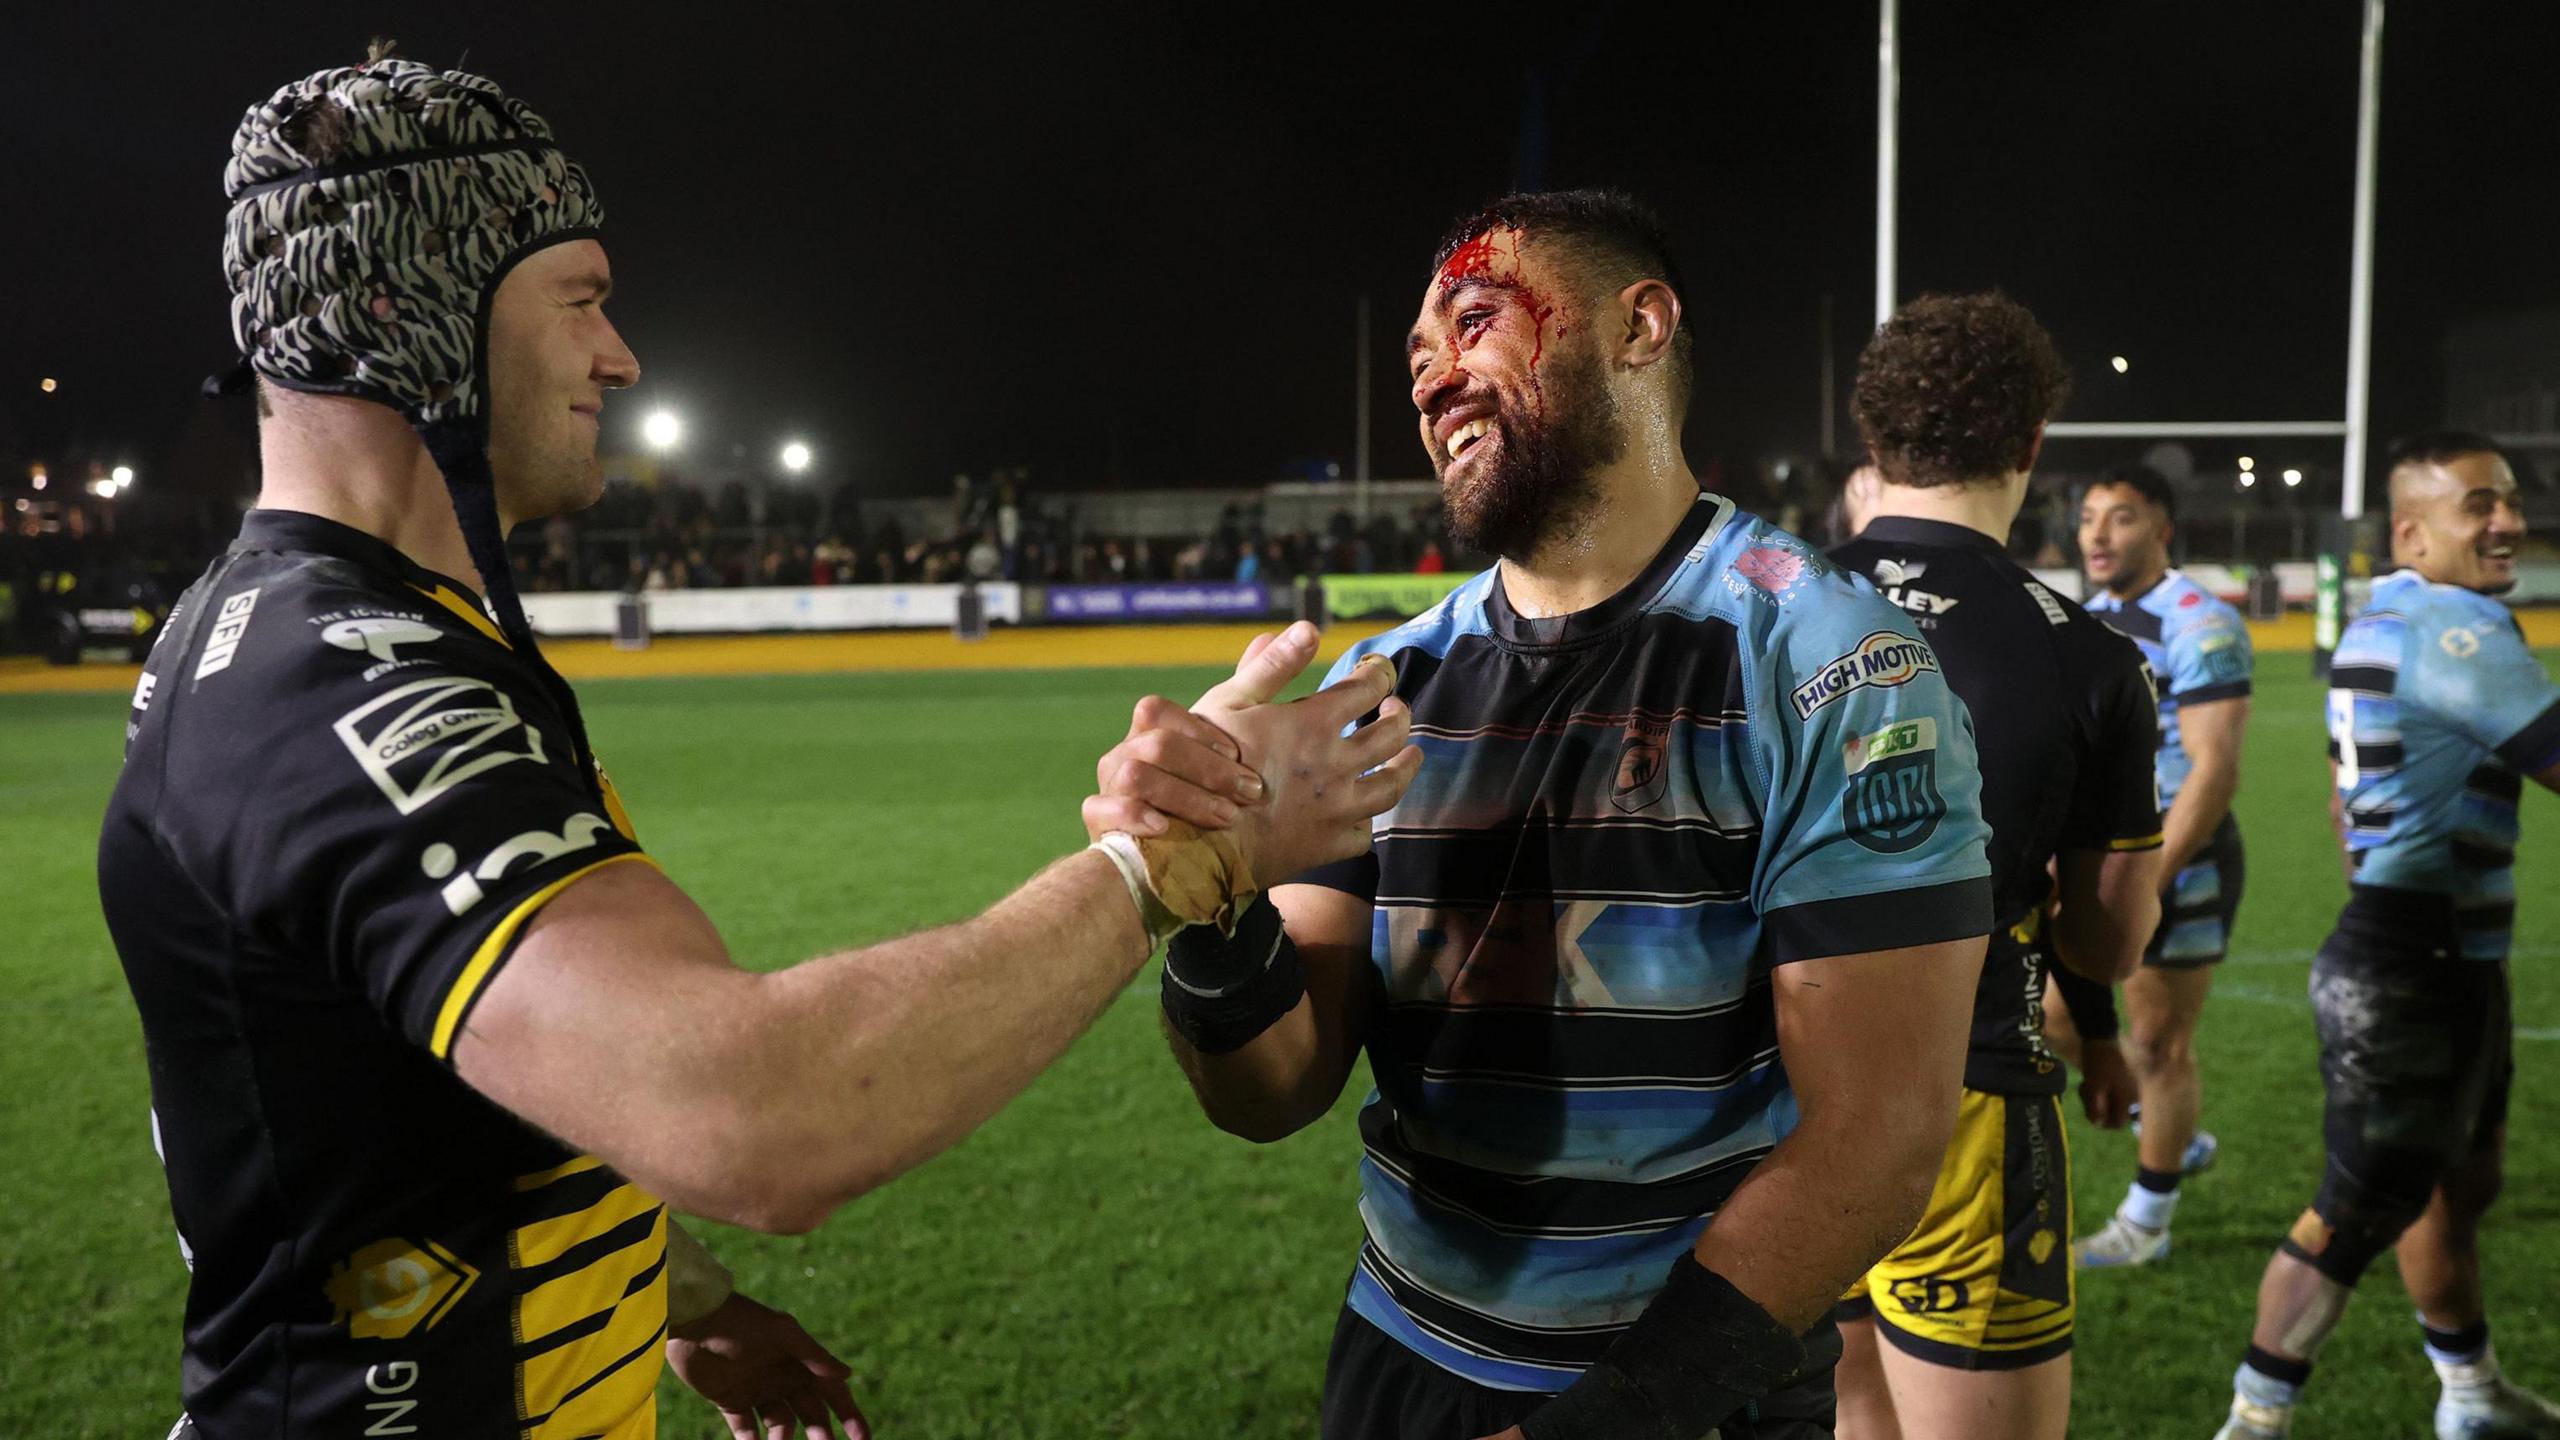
[{"x1": 220, "y1": 57, "x2": 602, "y2": 427}]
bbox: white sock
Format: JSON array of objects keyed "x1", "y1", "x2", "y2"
[{"x1": 2121, "y1": 1180, "x2": 2179, "y2": 1230}]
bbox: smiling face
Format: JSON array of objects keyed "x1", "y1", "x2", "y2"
[
  {"x1": 1405, "y1": 226, "x2": 1620, "y2": 560},
  {"x1": 485, "y1": 238, "x2": 640, "y2": 523},
  {"x1": 2393, "y1": 450, "x2": 2526, "y2": 594},
  {"x1": 2078, "y1": 481, "x2": 2173, "y2": 596}
]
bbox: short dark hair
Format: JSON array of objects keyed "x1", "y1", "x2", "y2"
[
  {"x1": 2386, "y1": 429, "x2": 2503, "y2": 472},
  {"x1": 1431, "y1": 189, "x2": 1693, "y2": 406},
  {"x1": 2087, "y1": 464, "x2": 2177, "y2": 526},
  {"x1": 1852, "y1": 291, "x2": 2072, "y2": 488}
]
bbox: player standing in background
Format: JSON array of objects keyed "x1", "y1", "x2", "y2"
[
  {"x1": 102, "y1": 51, "x2": 1413, "y2": 1440},
  {"x1": 1827, "y1": 293, "x2": 2165, "y2": 1440},
  {"x1": 1089, "y1": 190, "x2": 1994, "y2": 1440},
  {"x1": 2213, "y1": 434, "x2": 2560, "y2": 1440},
  {"x1": 2067, "y1": 466, "x2": 2254, "y2": 1267}
]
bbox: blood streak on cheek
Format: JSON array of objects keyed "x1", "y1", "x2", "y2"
[{"x1": 1524, "y1": 292, "x2": 1558, "y2": 413}]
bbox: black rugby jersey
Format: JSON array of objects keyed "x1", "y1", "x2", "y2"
[
  {"x1": 1830, "y1": 516, "x2": 2161, "y2": 1094},
  {"x1": 98, "y1": 510, "x2": 669, "y2": 1439}
]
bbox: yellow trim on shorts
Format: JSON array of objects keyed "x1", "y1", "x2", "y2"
[{"x1": 429, "y1": 853, "x2": 657, "y2": 1059}]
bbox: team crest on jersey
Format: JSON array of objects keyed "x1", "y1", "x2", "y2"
[
  {"x1": 2440, "y1": 626, "x2": 2482, "y2": 659},
  {"x1": 1612, "y1": 717, "x2": 1673, "y2": 813},
  {"x1": 324, "y1": 1237, "x2": 479, "y2": 1340},
  {"x1": 334, "y1": 676, "x2": 548, "y2": 815},
  {"x1": 1791, "y1": 631, "x2": 1941, "y2": 719},
  {"x1": 1726, "y1": 544, "x2": 1811, "y2": 605},
  {"x1": 1841, "y1": 716, "x2": 1944, "y2": 853}
]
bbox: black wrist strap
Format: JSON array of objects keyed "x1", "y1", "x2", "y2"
[
  {"x1": 2050, "y1": 963, "x2": 2121, "y2": 1042},
  {"x1": 1159, "y1": 894, "x2": 1305, "y2": 1054},
  {"x1": 1519, "y1": 1256, "x2": 1815, "y2": 1440}
]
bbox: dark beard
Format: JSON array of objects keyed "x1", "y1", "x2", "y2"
[{"x1": 1441, "y1": 346, "x2": 1621, "y2": 561}]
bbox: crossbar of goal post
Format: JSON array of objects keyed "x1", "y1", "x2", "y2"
[{"x1": 1874, "y1": 0, "x2": 2387, "y2": 667}]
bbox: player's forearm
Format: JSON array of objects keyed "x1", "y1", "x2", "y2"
[
  {"x1": 738, "y1": 851, "x2": 1151, "y2": 1227},
  {"x1": 2052, "y1": 848, "x2": 2161, "y2": 984},
  {"x1": 1690, "y1": 1092, "x2": 1954, "y2": 1332},
  {"x1": 1162, "y1": 1000, "x2": 1344, "y2": 1142}
]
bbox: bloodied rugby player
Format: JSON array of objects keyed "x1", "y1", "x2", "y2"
[
  {"x1": 2211, "y1": 434, "x2": 2560, "y2": 1440},
  {"x1": 1087, "y1": 190, "x2": 1995, "y2": 1440},
  {"x1": 99, "y1": 50, "x2": 1413, "y2": 1439},
  {"x1": 1825, "y1": 294, "x2": 2165, "y2": 1440}
]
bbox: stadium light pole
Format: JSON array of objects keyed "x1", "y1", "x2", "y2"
[
  {"x1": 1874, "y1": 0, "x2": 1899, "y2": 330},
  {"x1": 1355, "y1": 293, "x2": 1373, "y2": 523},
  {"x1": 2340, "y1": 0, "x2": 2384, "y2": 523}
]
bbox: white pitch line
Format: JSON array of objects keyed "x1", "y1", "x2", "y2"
[{"x1": 2204, "y1": 948, "x2": 2560, "y2": 1039}]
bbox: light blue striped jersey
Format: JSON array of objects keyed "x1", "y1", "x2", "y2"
[
  {"x1": 2327, "y1": 568, "x2": 2560, "y2": 961},
  {"x1": 2084, "y1": 568, "x2": 2254, "y2": 809},
  {"x1": 1297, "y1": 494, "x2": 1993, "y2": 1390}
]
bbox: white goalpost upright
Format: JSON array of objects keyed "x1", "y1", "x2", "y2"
[{"x1": 1871, "y1": 0, "x2": 2388, "y2": 658}]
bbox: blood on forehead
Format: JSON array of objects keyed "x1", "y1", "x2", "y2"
[{"x1": 1437, "y1": 226, "x2": 1522, "y2": 293}]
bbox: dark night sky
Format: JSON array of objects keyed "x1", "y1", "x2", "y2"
[{"x1": 7, "y1": 1, "x2": 2558, "y2": 500}]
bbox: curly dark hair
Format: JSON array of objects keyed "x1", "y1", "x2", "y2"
[
  {"x1": 1431, "y1": 189, "x2": 1694, "y2": 411},
  {"x1": 1852, "y1": 291, "x2": 2071, "y2": 489}
]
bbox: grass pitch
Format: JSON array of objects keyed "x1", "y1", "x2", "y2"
[{"x1": 4, "y1": 653, "x2": 2556, "y2": 1438}]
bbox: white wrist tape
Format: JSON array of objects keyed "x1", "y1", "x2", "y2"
[
  {"x1": 664, "y1": 1219, "x2": 735, "y2": 1330},
  {"x1": 1090, "y1": 832, "x2": 1187, "y2": 948}
]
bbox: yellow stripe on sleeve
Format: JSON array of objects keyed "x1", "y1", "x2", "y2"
[
  {"x1": 429, "y1": 853, "x2": 657, "y2": 1059},
  {"x1": 2110, "y1": 832, "x2": 2166, "y2": 852}
]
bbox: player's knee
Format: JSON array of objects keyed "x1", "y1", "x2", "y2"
[{"x1": 2286, "y1": 1190, "x2": 2418, "y2": 1285}]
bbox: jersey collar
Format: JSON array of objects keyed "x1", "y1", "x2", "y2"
[
  {"x1": 231, "y1": 508, "x2": 507, "y2": 645},
  {"x1": 1485, "y1": 493, "x2": 1719, "y2": 649},
  {"x1": 1853, "y1": 514, "x2": 2007, "y2": 554}
]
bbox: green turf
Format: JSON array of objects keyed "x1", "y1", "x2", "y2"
[{"x1": 3, "y1": 656, "x2": 2555, "y2": 1438}]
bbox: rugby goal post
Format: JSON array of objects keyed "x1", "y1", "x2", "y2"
[{"x1": 1874, "y1": 0, "x2": 2388, "y2": 667}]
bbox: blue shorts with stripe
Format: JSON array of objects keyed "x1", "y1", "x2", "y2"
[{"x1": 2145, "y1": 815, "x2": 2244, "y2": 968}]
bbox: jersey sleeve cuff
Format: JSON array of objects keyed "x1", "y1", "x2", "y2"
[
  {"x1": 2170, "y1": 679, "x2": 2252, "y2": 705},
  {"x1": 2494, "y1": 698, "x2": 2560, "y2": 775},
  {"x1": 1762, "y1": 875, "x2": 1993, "y2": 967},
  {"x1": 427, "y1": 852, "x2": 658, "y2": 1060}
]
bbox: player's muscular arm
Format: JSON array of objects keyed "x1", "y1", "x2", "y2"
[
  {"x1": 455, "y1": 628, "x2": 1413, "y2": 1235},
  {"x1": 2163, "y1": 695, "x2": 2248, "y2": 873},
  {"x1": 1691, "y1": 937, "x2": 1982, "y2": 1329},
  {"x1": 2051, "y1": 845, "x2": 2162, "y2": 984},
  {"x1": 1161, "y1": 883, "x2": 1376, "y2": 1142},
  {"x1": 458, "y1": 849, "x2": 1153, "y2": 1232}
]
